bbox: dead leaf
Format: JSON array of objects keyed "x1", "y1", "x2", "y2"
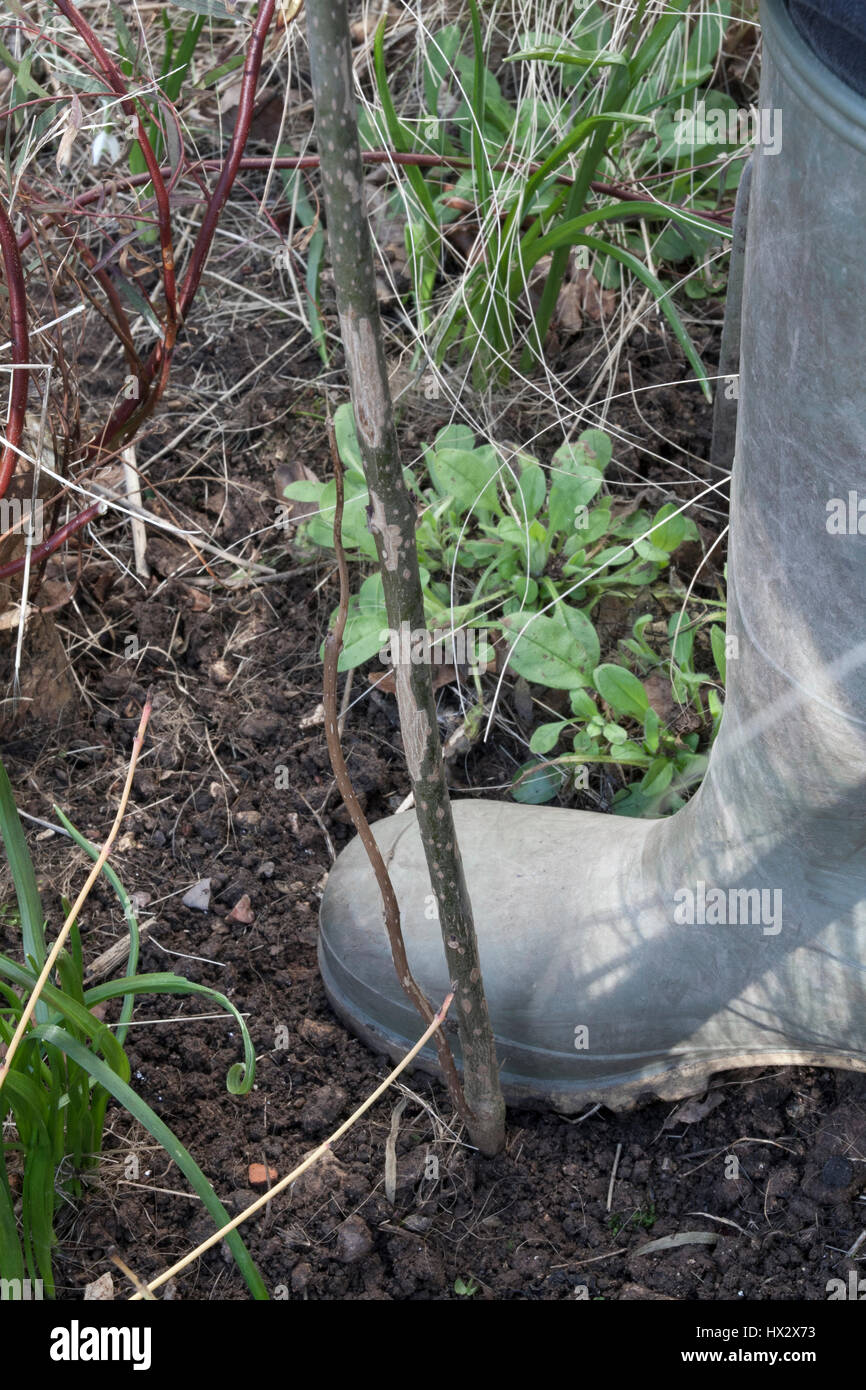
[
  {"x1": 643, "y1": 672, "x2": 676, "y2": 722},
  {"x1": 83, "y1": 1271, "x2": 114, "y2": 1300},
  {"x1": 299, "y1": 703, "x2": 325, "y2": 729},
  {"x1": 181, "y1": 584, "x2": 211, "y2": 613},
  {"x1": 368, "y1": 664, "x2": 458, "y2": 696},
  {"x1": 513, "y1": 676, "x2": 534, "y2": 723},
  {"x1": 574, "y1": 267, "x2": 617, "y2": 322},
  {"x1": 56, "y1": 95, "x2": 82, "y2": 171},
  {"x1": 663, "y1": 1090, "x2": 725, "y2": 1128},
  {"x1": 554, "y1": 267, "x2": 617, "y2": 336},
  {"x1": 275, "y1": 457, "x2": 320, "y2": 526},
  {"x1": 634, "y1": 1231, "x2": 719, "y2": 1256},
  {"x1": 384, "y1": 1096, "x2": 408, "y2": 1205}
]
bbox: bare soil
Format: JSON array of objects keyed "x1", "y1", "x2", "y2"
[{"x1": 2, "y1": 266, "x2": 864, "y2": 1303}]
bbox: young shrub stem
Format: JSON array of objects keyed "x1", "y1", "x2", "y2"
[{"x1": 305, "y1": 0, "x2": 505, "y2": 1156}]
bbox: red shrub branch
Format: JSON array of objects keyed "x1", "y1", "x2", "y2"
[{"x1": 0, "y1": 199, "x2": 30, "y2": 501}]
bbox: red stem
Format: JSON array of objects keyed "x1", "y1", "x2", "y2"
[
  {"x1": 51, "y1": 0, "x2": 178, "y2": 341},
  {"x1": 177, "y1": 0, "x2": 278, "y2": 320},
  {"x1": 0, "y1": 501, "x2": 100, "y2": 581},
  {"x1": 17, "y1": 152, "x2": 733, "y2": 256},
  {"x1": 84, "y1": 0, "x2": 277, "y2": 455},
  {"x1": 0, "y1": 198, "x2": 30, "y2": 501}
]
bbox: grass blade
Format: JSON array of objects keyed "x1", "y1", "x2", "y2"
[{"x1": 34, "y1": 1025, "x2": 268, "y2": 1300}]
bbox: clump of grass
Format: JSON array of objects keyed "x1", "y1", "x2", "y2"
[{"x1": 0, "y1": 756, "x2": 266, "y2": 1300}]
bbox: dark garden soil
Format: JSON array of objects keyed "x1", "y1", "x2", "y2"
[{"x1": 1, "y1": 288, "x2": 864, "y2": 1303}]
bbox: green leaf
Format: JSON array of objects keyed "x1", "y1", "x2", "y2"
[
  {"x1": 560, "y1": 603, "x2": 601, "y2": 669},
  {"x1": 507, "y1": 44, "x2": 628, "y2": 70},
  {"x1": 643, "y1": 706, "x2": 660, "y2": 753},
  {"x1": 430, "y1": 447, "x2": 500, "y2": 512},
  {"x1": 554, "y1": 430, "x2": 612, "y2": 475},
  {"x1": 548, "y1": 466, "x2": 604, "y2": 537},
  {"x1": 0, "y1": 757, "x2": 47, "y2": 1017},
  {"x1": 511, "y1": 760, "x2": 565, "y2": 804},
  {"x1": 710, "y1": 623, "x2": 727, "y2": 682},
  {"x1": 526, "y1": 229, "x2": 712, "y2": 400},
  {"x1": 33, "y1": 1025, "x2": 267, "y2": 1300},
  {"x1": 168, "y1": 0, "x2": 234, "y2": 15},
  {"x1": 504, "y1": 604, "x2": 598, "y2": 690},
  {"x1": 514, "y1": 463, "x2": 546, "y2": 521},
  {"x1": 593, "y1": 663, "x2": 649, "y2": 720},
  {"x1": 647, "y1": 502, "x2": 688, "y2": 552},
  {"x1": 324, "y1": 573, "x2": 389, "y2": 673},
  {"x1": 529, "y1": 721, "x2": 569, "y2": 755},
  {"x1": 633, "y1": 537, "x2": 672, "y2": 565},
  {"x1": 283, "y1": 481, "x2": 324, "y2": 503},
  {"x1": 334, "y1": 402, "x2": 365, "y2": 475},
  {"x1": 640, "y1": 758, "x2": 675, "y2": 797},
  {"x1": 570, "y1": 688, "x2": 599, "y2": 720},
  {"x1": 85, "y1": 973, "x2": 255, "y2": 1096}
]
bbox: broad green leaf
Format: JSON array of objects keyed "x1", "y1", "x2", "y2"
[
  {"x1": 570, "y1": 688, "x2": 599, "y2": 719},
  {"x1": 548, "y1": 465, "x2": 603, "y2": 536},
  {"x1": 593, "y1": 663, "x2": 649, "y2": 720},
  {"x1": 504, "y1": 604, "x2": 598, "y2": 689},
  {"x1": 560, "y1": 603, "x2": 601, "y2": 669},
  {"x1": 283, "y1": 481, "x2": 323, "y2": 503},
  {"x1": 511, "y1": 760, "x2": 565, "y2": 804},
  {"x1": 641, "y1": 758, "x2": 674, "y2": 797},
  {"x1": 634, "y1": 537, "x2": 674, "y2": 564},
  {"x1": 643, "y1": 706, "x2": 660, "y2": 753},
  {"x1": 553, "y1": 430, "x2": 612, "y2": 475},
  {"x1": 529, "y1": 721, "x2": 569, "y2": 755},
  {"x1": 430, "y1": 447, "x2": 500, "y2": 512},
  {"x1": 514, "y1": 463, "x2": 546, "y2": 521},
  {"x1": 648, "y1": 502, "x2": 688, "y2": 552},
  {"x1": 334, "y1": 402, "x2": 365, "y2": 475}
]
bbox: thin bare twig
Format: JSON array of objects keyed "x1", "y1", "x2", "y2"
[
  {"x1": 321, "y1": 416, "x2": 472, "y2": 1128},
  {"x1": 127, "y1": 990, "x2": 455, "y2": 1300}
]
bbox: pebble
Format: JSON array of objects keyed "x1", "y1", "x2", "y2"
[
  {"x1": 301, "y1": 1083, "x2": 347, "y2": 1135},
  {"x1": 182, "y1": 878, "x2": 211, "y2": 912},
  {"x1": 336, "y1": 1215, "x2": 373, "y2": 1264}
]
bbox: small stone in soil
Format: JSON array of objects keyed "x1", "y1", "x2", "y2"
[
  {"x1": 182, "y1": 878, "x2": 211, "y2": 912},
  {"x1": 821, "y1": 1155, "x2": 854, "y2": 1189},
  {"x1": 291, "y1": 1151, "x2": 346, "y2": 1201},
  {"x1": 229, "y1": 893, "x2": 255, "y2": 924},
  {"x1": 298, "y1": 1017, "x2": 340, "y2": 1050},
  {"x1": 248, "y1": 1163, "x2": 279, "y2": 1186},
  {"x1": 300, "y1": 1084, "x2": 347, "y2": 1135},
  {"x1": 336, "y1": 1215, "x2": 373, "y2": 1264}
]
